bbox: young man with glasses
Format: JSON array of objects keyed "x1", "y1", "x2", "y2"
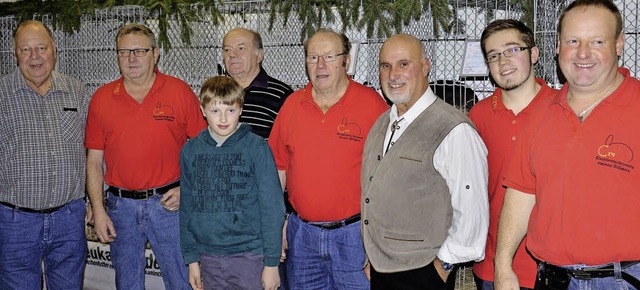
[
  {"x1": 86, "y1": 23, "x2": 206, "y2": 289},
  {"x1": 268, "y1": 28, "x2": 388, "y2": 289},
  {"x1": 468, "y1": 19, "x2": 557, "y2": 290}
]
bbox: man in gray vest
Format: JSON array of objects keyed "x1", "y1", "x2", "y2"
[{"x1": 361, "y1": 34, "x2": 489, "y2": 289}]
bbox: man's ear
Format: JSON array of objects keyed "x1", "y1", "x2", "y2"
[
  {"x1": 257, "y1": 49, "x2": 264, "y2": 64},
  {"x1": 344, "y1": 54, "x2": 351, "y2": 70},
  {"x1": 153, "y1": 47, "x2": 160, "y2": 65},
  {"x1": 530, "y1": 46, "x2": 540, "y2": 65},
  {"x1": 423, "y1": 57, "x2": 431, "y2": 77},
  {"x1": 616, "y1": 32, "x2": 624, "y2": 57}
]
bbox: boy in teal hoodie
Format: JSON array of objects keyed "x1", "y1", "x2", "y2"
[{"x1": 180, "y1": 76, "x2": 285, "y2": 290}]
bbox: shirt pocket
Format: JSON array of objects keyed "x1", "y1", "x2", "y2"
[{"x1": 60, "y1": 109, "x2": 83, "y2": 143}]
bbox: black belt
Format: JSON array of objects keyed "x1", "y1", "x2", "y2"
[
  {"x1": 0, "y1": 200, "x2": 65, "y2": 214},
  {"x1": 107, "y1": 181, "x2": 180, "y2": 200},
  {"x1": 543, "y1": 261, "x2": 640, "y2": 288},
  {"x1": 298, "y1": 213, "x2": 361, "y2": 230}
]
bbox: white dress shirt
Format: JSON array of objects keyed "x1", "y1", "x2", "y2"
[{"x1": 383, "y1": 88, "x2": 489, "y2": 264}]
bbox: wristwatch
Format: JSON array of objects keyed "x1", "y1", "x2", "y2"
[{"x1": 437, "y1": 257, "x2": 455, "y2": 272}]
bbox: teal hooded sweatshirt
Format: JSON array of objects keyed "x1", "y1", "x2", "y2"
[{"x1": 179, "y1": 124, "x2": 285, "y2": 267}]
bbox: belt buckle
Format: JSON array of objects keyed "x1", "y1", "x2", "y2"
[
  {"x1": 571, "y1": 269, "x2": 592, "y2": 280},
  {"x1": 133, "y1": 190, "x2": 152, "y2": 199},
  {"x1": 320, "y1": 221, "x2": 343, "y2": 230}
]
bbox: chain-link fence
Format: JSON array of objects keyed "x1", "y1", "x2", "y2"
[
  {"x1": 1, "y1": 1, "x2": 638, "y2": 103},
  {"x1": 1, "y1": 0, "x2": 639, "y2": 289}
]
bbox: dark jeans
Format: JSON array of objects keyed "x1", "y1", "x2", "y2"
[
  {"x1": 370, "y1": 261, "x2": 456, "y2": 290},
  {"x1": 0, "y1": 199, "x2": 87, "y2": 289},
  {"x1": 106, "y1": 193, "x2": 190, "y2": 289},
  {"x1": 286, "y1": 213, "x2": 368, "y2": 290}
]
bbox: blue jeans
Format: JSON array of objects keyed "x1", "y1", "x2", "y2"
[
  {"x1": 286, "y1": 213, "x2": 369, "y2": 290},
  {"x1": 0, "y1": 199, "x2": 87, "y2": 290},
  {"x1": 106, "y1": 193, "x2": 189, "y2": 289},
  {"x1": 280, "y1": 258, "x2": 289, "y2": 290},
  {"x1": 558, "y1": 262, "x2": 640, "y2": 290}
]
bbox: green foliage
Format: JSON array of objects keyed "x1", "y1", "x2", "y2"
[
  {"x1": 139, "y1": 0, "x2": 200, "y2": 48},
  {"x1": 0, "y1": 0, "x2": 102, "y2": 34},
  {"x1": 516, "y1": 0, "x2": 535, "y2": 30},
  {"x1": 269, "y1": 0, "x2": 454, "y2": 41},
  {"x1": 0, "y1": 0, "x2": 207, "y2": 48},
  {"x1": 269, "y1": 0, "x2": 341, "y2": 41},
  {"x1": 427, "y1": 0, "x2": 454, "y2": 37},
  {"x1": 0, "y1": 0, "x2": 457, "y2": 47}
]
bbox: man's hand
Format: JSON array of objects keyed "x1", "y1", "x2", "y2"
[
  {"x1": 433, "y1": 258, "x2": 451, "y2": 283},
  {"x1": 262, "y1": 266, "x2": 280, "y2": 290},
  {"x1": 364, "y1": 260, "x2": 371, "y2": 281},
  {"x1": 161, "y1": 186, "x2": 180, "y2": 211},
  {"x1": 188, "y1": 262, "x2": 204, "y2": 290},
  {"x1": 85, "y1": 201, "x2": 94, "y2": 225},
  {"x1": 92, "y1": 207, "x2": 116, "y2": 243},
  {"x1": 280, "y1": 219, "x2": 288, "y2": 262},
  {"x1": 494, "y1": 266, "x2": 521, "y2": 290}
]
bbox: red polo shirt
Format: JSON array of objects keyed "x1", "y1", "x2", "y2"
[
  {"x1": 269, "y1": 79, "x2": 388, "y2": 222},
  {"x1": 469, "y1": 78, "x2": 557, "y2": 287},
  {"x1": 504, "y1": 68, "x2": 640, "y2": 266},
  {"x1": 85, "y1": 72, "x2": 206, "y2": 190}
]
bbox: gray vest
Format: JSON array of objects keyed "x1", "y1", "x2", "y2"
[{"x1": 361, "y1": 98, "x2": 473, "y2": 272}]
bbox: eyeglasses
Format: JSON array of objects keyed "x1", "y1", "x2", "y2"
[
  {"x1": 486, "y1": 47, "x2": 530, "y2": 63},
  {"x1": 18, "y1": 46, "x2": 48, "y2": 55},
  {"x1": 305, "y1": 52, "x2": 347, "y2": 64},
  {"x1": 117, "y1": 48, "x2": 153, "y2": 58}
]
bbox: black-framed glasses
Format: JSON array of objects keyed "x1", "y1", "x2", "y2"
[
  {"x1": 486, "y1": 47, "x2": 530, "y2": 63},
  {"x1": 305, "y1": 52, "x2": 347, "y2": 64},
  {"x1": 117, "y1": 48, "x2": 153, "y2": 58}
]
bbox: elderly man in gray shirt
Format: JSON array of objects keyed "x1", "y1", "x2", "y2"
[{"x1": 0, "y1": 20, "x2": 90, "y2": 289}]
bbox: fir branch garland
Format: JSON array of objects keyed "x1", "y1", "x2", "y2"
[
  {"x1": 269, "y1": 0, "x2": 455, "y2": 41},
  {"x1": 0, "y1": 0, "x2": 533, "y2": 48}
]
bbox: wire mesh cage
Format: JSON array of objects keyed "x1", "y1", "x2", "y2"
[
  {"x1": 0, "y1": 0, "x2": 530, "y2": 107},
  {"x1": 1, "y1": 1, "x2": 639, "y2": 288},
  {"x1": 1, "y1": 0, "x2": 639, "y2": 104}
]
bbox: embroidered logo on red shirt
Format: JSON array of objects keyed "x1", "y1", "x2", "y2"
[
  {"x1": 595, "y1": 134, "x2": 634, "y2": 172},
  {"x1": 337, "y1": 118, "x2": 363, "y2": 142},
  {"x1": 153, "y1": 102, "x2": 176, "y2": 122},
  {"x1": 491, "y1": 94, "x2": 499, "y2": 110}
]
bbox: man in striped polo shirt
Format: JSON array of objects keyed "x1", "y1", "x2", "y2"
[{"x1": 223, "y1": 28, "x2": 293, "y2": 139}]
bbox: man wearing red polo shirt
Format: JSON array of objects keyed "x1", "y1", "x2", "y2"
[
  {"x1": 495, "y1": 1, "x2": 640, "y2": 289},
  {"x1": 268, "y1": 28, "x2": 388, "y2": 289},
  {"x1": 86, "y1": 23, "x2": 205, "y2": 289},
  {"x1": 469, "y1": 19, "x2": 557, "y2": 290}
]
